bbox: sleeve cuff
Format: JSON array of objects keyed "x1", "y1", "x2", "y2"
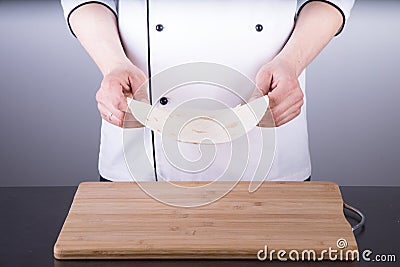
[
  {"x1": 296, "y1": 0, "x2": 355, "y2": 36},
  {"x1": 61, "y1": 0, "x2": 117, "y2": 37}
]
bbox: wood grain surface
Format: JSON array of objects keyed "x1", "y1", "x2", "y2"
[{"x1": 54, "y1": 182, "x2": 358, "y2": 260}]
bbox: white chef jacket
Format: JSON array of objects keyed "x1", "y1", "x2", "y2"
[{"x1": 61, "y1": 0, "x2": 354, "y2": 182}]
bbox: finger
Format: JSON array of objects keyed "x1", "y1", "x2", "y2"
[
  {"x1": 98, "y1": 81, "x2": 130, "y2": 114},
  {"x1": 113, "y1": 96, "x2": 130, "y2": 114},
  {"x1": 122, "y1": 111, "x2": 144, "y2": 128},
  {"x1": 106, "y1": 97, "x2": 128, "y2": 120},
  {"x1": 257, "y1": 107, "x2": 275, "y2": 128},
  {"x1": 249, "y1": 67, "x2": 273, "y2": 102},
  {"x1": 128, "y1": 71, "x2": 146, "y2": 92},
  {"x1": 97, "y1": 102, "x2": 124, "y2": 127},
  {"x1": 255, "y1": 67, "x2": 273, "y2": 95},
  {"x1": 270, "y1": 94, "x2": 303, "y2": 120},
  {"x1": 102, "y1": 96, "x2": 144, "y2": 128},
  {"x1": 268, "y1": 75, "x2": 302, "y2": 101},
  {"x1": 267, "y1": 87, "x2": 288, "y2": 109},
  {"x1": 273, "y1": 96, "x2": 303, "y2": 125},
  {"x1": 275, "y1": 108, "x2": 301, "y2": 127},
  {"x1": 133, "y1": 84, "x2": 150, "y2": 104},
  {"x1": 125, "y1": 72, "x2": 149, "y2": 104},
  {"x1": 267, "y1": 79, "x2": 303, "y2": 113},
  {"x1": 106, "y1": 89, "x2": 132, "y2": 114},
  {"x1": 100, "y1": 102, "x2": 144, "y2": 128}
]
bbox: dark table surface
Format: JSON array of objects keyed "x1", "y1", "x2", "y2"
[{"x1": 0, "y1": 185, "x2": 398, "y2": 267}]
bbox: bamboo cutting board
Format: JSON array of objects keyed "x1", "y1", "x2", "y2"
[{"x1": 54, "y1": 182, "x2": 358, "y2": 260}]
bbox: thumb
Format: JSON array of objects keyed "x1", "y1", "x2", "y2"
[
  {"x1": 133, "y1": 83, "x2": 150, "y2": 104},
  {"x1": 249, "y1": 67, "x2": 273, "y2": 102}
]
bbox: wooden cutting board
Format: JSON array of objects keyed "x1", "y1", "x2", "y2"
[{"x1": 54, "y1": 182, "x2": 358, "y2": 260}]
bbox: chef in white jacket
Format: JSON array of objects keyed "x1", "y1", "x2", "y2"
[{"x1": 61, "y1": 0, "x2": 354, "y2": 183}]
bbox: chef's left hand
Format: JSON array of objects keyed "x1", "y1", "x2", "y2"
[{"x1": 250, "y1": 58, "x2": 304, "y2": 127}]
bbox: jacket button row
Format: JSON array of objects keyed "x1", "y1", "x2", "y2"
[
  {"x1": 156, "y1": 24, "x2": 264, "y2": 32},
  {"x1": 156, "y1": 24, "x2": 164, "y2": 32},
  {"x1": 159, "y1": 97, "x2": 168, "y2": 105}
]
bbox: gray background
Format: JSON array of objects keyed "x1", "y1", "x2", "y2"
[{"x1": 0, "y1": 1, "x2": 399, "y2": 186}]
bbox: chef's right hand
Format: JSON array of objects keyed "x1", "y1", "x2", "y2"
[{"x1": 95, "y1": 62, "x2": 149, "y2": 128}]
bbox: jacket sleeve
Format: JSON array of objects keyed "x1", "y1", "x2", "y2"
[
  {"x1": 60, "y1": 0, "x2": 118, "y2": 37},
  {"x1": 297, "y1": 0, "x2": 355, "y2": 35}
]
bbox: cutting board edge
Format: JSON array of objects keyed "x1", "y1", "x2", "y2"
[
  {"x1": 77, "y1": 181, "x2": 341, "y2": 186},
  {"x1": 54, "y1": 181, "x2": 359, "y2": 260},
  {"x1": 54, "y1": 246, "x2": 359, "y2": 260}
]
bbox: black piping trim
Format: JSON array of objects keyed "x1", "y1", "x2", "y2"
[
  {"x1": 66, "y1": 1, "x2": 118, "y2": 38},
  {"x1": 296, "y1": 0, "x2": 346, "y2": 36},
  {"x1": 145, "y1": 0, "x2": 159, "y2": 182}
]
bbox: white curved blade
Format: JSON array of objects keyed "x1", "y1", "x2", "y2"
[{"x1": 127, "y1": 96, "x2": 269, "y2": 144}]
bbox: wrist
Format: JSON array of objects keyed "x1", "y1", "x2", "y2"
[
  {"x1": 272, "y1": 53, "x2": 302, "y2": 77},
  {"x1": 101, "y1": 56, "x2": 132, "y2": 76}
]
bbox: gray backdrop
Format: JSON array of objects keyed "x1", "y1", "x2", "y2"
[{"x1": 0, "y1": 1, "x2": 399, "y2": 186}]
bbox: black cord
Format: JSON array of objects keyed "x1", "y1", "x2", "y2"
[
  {"x1": 344, "y1": 202, "x2": 366, "y2": 232},
  {"x1": 146, "y1": 0, "x2": 158, "y2": 181}
]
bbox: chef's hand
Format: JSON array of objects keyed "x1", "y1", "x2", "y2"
[
  {"x1": 96, "y1": 62, "x2": 149, "y2": 128},
  {"x1": 250, "y1": 58, "x2": 304, "y2": 127},
  {"x1": 68, "y1": 3, "x2": 149, "y2": 128},
  {"x1": 249, "y1": 1, "x2": 345, "y2": 127}
]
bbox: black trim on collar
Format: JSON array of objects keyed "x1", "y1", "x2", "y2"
[
  {"x1": 296, "y1": 0, "x2": 346, "y2": 36},
  {"x1": 66, "y1": 1, "x2": 118, "y2": 38}
]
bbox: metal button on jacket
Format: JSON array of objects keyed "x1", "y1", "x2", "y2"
[
  {"x1": 63, "y1": 0, "x2": 354, "y2": 183},
  {"x1": 156, "y1": 24, "x2": 164, "y2": 31},
  {"x1": 159, "y1": 97, "x2": 168, "y2": 105}
]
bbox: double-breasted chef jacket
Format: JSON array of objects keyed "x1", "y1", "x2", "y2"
[{"x1": 62, "y1": 0, "x2": 354, "y2": 182}]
